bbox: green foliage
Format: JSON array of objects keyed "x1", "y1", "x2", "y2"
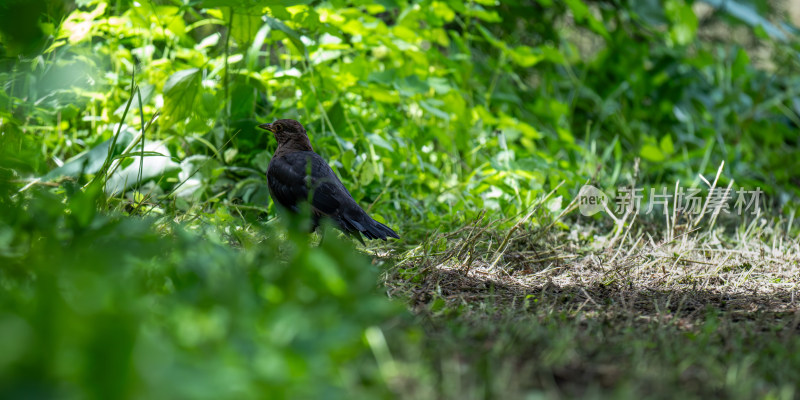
[
  {"x1": 411, "y1": 304, "x2": 800, "y2": 399},
  {"x1": 3, "y1": 0, "x2": 798, "y2": 236},
  {"x1": 2, "y1": 0, "x2": 800, "y2": 397},
  {"x1": 0, "y1": 185, "x2": 401, "y2": 399}
]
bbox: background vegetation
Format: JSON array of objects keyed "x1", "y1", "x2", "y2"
[{"x1": 1, "y1": 0, "x2": 799, "y2": 398}]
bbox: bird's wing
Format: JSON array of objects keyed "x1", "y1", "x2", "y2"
[
  {"x1": 267, "y1": 151, "x2": 345, "y2": 215},
  {"x1": 268, "y1": 152, "x2": 314, "y2": 213},
  {"x1": 303, "y1": 152, "x2": 400, "y2": 239},
  {"x1": 268, "y1": 151, "x2": 400, "y2": 240},
  {"x1": 308, "y1": 160, "x2": 392, "y2": 237}
]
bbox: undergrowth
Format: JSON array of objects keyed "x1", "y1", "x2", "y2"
[{"x1": 2, "y1": 0, "x2": 800, "y2": 398}]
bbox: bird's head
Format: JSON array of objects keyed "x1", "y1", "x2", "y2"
[{"x1": 258, "y1": 119, "x2": 312, "y2": 151}]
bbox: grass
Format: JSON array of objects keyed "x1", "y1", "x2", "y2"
[
  {"x1": 4, "y1": 160, "x2": 800, "y2": 399},
  {"x1": 378, "y1": 184, "x2": 800, "y2": 399},
  {"x1": 4, "y1": 2, "x2": 800, "y2": 397}
]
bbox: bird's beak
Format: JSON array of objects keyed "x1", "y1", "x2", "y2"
[{"x1": 257, "y1": 123, "x2": 274, "y2": 132}]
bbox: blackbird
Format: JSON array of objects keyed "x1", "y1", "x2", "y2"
[{"x1": 258, "y1": 119, "x2": 400, "y2": 241}]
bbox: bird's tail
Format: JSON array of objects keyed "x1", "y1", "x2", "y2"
[
  {"x1": 340, "y1": 213, "x2": 399, "y2": 241},
  {"x1": 362, "y1": 218, "x2": 400, "y2": 241}
]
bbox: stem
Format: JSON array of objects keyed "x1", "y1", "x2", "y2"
[{"x1": 223, "y1": 7, "x2": 233, "y2": 131}]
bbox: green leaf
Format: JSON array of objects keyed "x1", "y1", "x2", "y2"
[
  {"x1": 247, "y1": 22, "x2": 271, "y2": 70},
  {"x1": 42, "y1": 129, "x2": 135, "y2": 181},
  {"x1": 546, "y1": 195, "x2": 563, "y2": 214},
  {"x1": 111, "y1": 151, "x2": 170, "y2": 161},
  {"x1": 163, "y1": 68, "x2": 201, "y2": 126},
  {"x1": 428, "y1": 77, "x2": 453, "y2": 94},
  {"x1": 640, "y1": 144, "x2": 665, "y2": 162},
  {"x1": 164, "y1": 68, "x2": 201, "y2": 93},
  {"x1": 366, "y1": 87, "x2": 400, "y2": 103},
  {"x1": 252, "y1": 150, "x2": 272, "y2": 172},
  {"x1": 395, "y1": 75, "x2": 429, "y2": 96},
  {"x1": 105, "y1": 142, "x2": 180, "y2": 195},
  {"x1": 510, "y1": 46, "x2": 544, "y2": 67},
  {"x1": 360, "y1": 160, "x2": 375, "y2": 185},
  {"x1": 665, "y1": 0, "x2": 697, "y2": 46},
  {"x1": 660, "y1": 135, "x2": 675, "y2": 155},
  {"x1": 264, "y1": 15, "x2": 306, "y2": 53},
  {"x1": 223, "y1": 148, "x2": 238, "y2": 164},
  {"x1": 307, "y1": 250, "x2": 347, "y2": 296},
  {"x1": 732, "y1": 48, "x2": 750, "y2": 77},
  {"x1": 228, "y1": 11, "x2": 264, "y2": 47},
  {"x1": 367, "y1": 134, "x2": 395, "y2": 152},
  {"x1": 702, "y1": 0, "x2": 787, "y2": 41},
  {"x1": 229, "y1": 82, "x2": 256, "y2": 119},
  {"x1": 563, "y1": 0, "x2": 609, "y2": 39},
  {"x1": 419, "y1": 100, "x2": 450, "y2": 120}
]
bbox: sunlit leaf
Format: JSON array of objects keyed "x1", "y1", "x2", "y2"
[
  {"x1": 264, "y1": 15, "x2": 306, "y2": 53},
  {"x1": 660, "y1": 134, "x2": 675, "y2": 155},
  {"x1": 105, "y1": 142, "x2": 180, "y2": 195},
  {"x1": 163, "y1": 68, "x2": 201, "y2": 126},
  {"x1": 640, "y1": 144, "x2": 665, "y2": 162}
]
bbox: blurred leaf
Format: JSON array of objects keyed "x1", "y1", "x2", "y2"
[
  {"x1": 163, "y1": 68, "x2": 201, "y2": 126},
  {"x1": 264, "y1": 15, "x2": 306, "y2": 53},
  {"x1": 42, "y1": 129, "x2": 135, "y2": 181},
  {"x1": 105, "y1": 142, "x2": 180, "y2": 195},
  {"x1": 640, "y1": 144, "x2": 666, "y2": 162},
  {"x1": 701, "y1": 0, "x2": 787, "y2": 41},
  {"x1": 665, "y1": 0, "x2": 697, "y2": 46},
  {"x1": 230, "y1": 82, "x2": 256, "y2": 119},
  {"x1": 563, "y1": 0, "x2": 609, "y2": 39},
  {"x1": 227, "y1": 10, "x2": 263, "y2": 46},
  {"x1": 173, "y1": 155, "x2": 221, "y2": 200},
  {"x1": 660, "y1": 134, "x2": 675, "y2": 155}
]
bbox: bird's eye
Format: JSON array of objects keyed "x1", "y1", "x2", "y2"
[{"x1": 273, "y1": 123, "x2": 283, "y2": 132}]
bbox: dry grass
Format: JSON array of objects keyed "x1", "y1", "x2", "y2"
[
  {"x1": 380, "y1": 173, "x2": 800, "y2": 398},
  {"x1": 387, "y1": 207, "x2": 799, "y2": 320}
]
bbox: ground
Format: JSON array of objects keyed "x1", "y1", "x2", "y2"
[{"x1": 380, "y1": 193, "x2": 800, "y2": 398}]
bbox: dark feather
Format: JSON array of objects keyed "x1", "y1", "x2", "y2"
[{"x1": 267, "y1": 150, "x2": 399, "y2": 241}]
